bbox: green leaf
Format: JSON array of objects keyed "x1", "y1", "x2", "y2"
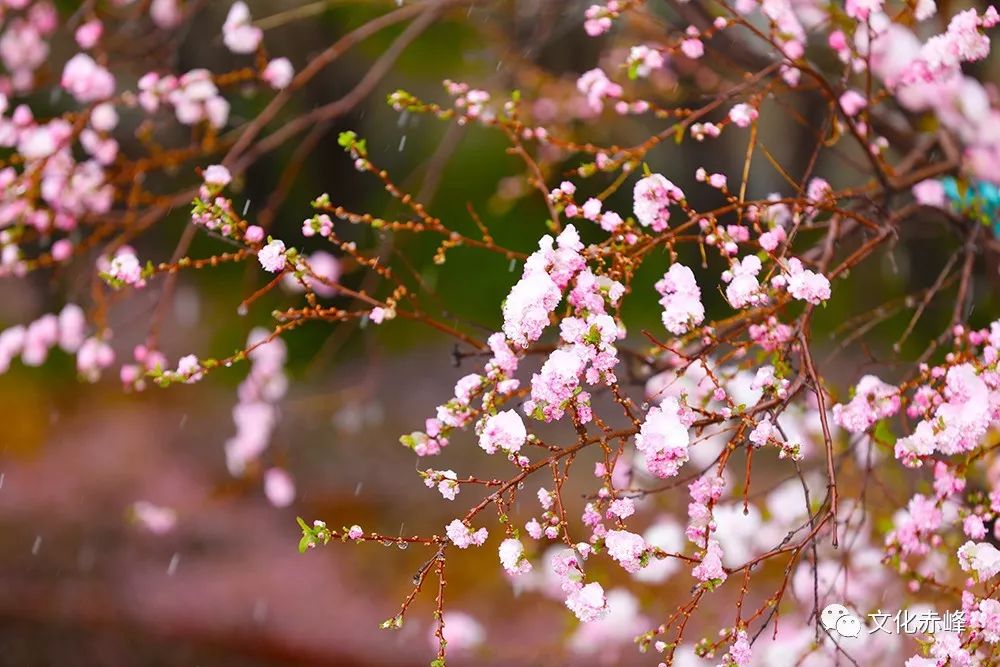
[
  {"x1": 873, "y1": 420, "x2": 896, "y2": 445},
  {"x1": 338, "y1": 131, "x2": 358, "y2": 149}
]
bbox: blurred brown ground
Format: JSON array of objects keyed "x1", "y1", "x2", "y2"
[{"x1": 0, "y1": 342, "x2": 637, "y2": 667}]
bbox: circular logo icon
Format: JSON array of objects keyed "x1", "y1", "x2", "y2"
[
  {"x1": 835, "y1": 614, "x2": 862, "y2": 637},
  {"x1": 820, "y1": 603, "x2": 851, "y2": 631}
]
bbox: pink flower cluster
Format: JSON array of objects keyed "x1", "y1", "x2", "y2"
[
  {"x1": 895, "y1": 361, "x2": 993, "y2": 465},
  {"x1": 635, "y1": 397, "x2": 692, "y2": 478},
  {"x1": 423, "y1": 469, "x2": 459, "y2": 500},
  {"x1": 576, "y1": 68, "x2": 623, "y2": 113},
  {"x1": 0, "y1": 303, "x2": 86, "y2": 373},
  {"x1": 655, "y1": 263, "x2": 704, "y2": 335},
  {"x1": 446, "y1": 519, "x2": 488, "y2": 549},
  {"x1": 138, "y1": 69, "x2": 230, "y2": 129},
  {"x1": 225, "y1": 328, "x2": 288, "y2": 477},
  {"x1": 499, "y1": 538, "x2": 532, "y2": 575},
  {"x1": 61, "y1": 53, "x2": 115, "y2": 103},
  {"x1": 782, "y1": 258, "x2": 832, "y2": 305},
  {"x1": 551, "y1": 551, "x2": 609, "y2": 622},
  {"x1": 632, "y1": 173, "x2": 685, "y2": 232},
  {"x1": 604, "y1": 530, "x2": 647, "y2": 573},
  {"x1": 502, "y1": 226, "x2": 583, "y2": 347},
  {"x1": 895, "y1": 8, "x2": 998, "y2": 86},
  {"x1": 723, "y1": 255, "x2": 764, "y2": 309},
  {"x1": 583, "y1": 2, "x2": 622, "y2": 36},
  {"x1": 222, "y1": 2, "x2": 262, "y2": 54},
  {"x1": 832, "y1": 374, "x2": 900, "y2": 433},
  {"x1": 479, "y1": 409, "x2": 527, "y2": 455},
  {"x1": 0, "y1": 2, "x2": 57, "y2": 92}
]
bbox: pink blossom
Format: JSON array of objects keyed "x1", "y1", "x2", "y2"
[
  {"x1": 203, "y1": 164, "x2": 231, "y2": 187},
  {"x1": 896, "y1": 8, "x2": 995, "y2": 86},
  {"x1": 680, "y1": 38, "x2": 704, "y2": 59},
  {"x1": 107, "y1": 250, "x2": 144, "y2": 287},
  {"x1": 76, "y1": 336, "x2": 115, "y2": 382},
  {"x1": 425, "y1": 469, "x2": 459, "y2": 500},
  {"x1": 21, "y1": 314, "x2": 58, "y2": 366},
  {"x1": 784, "y1": 258, "x2": 831, "y2": 304},
  {"x1": 568, "y1": 588, "x2": 648, "y2": 655},
  {"x1": 691, "y1": 539, "x2": 727, "y2": 584},
  {"x1": 565, "y1": 581, "x2": 609, "y2": 622},
  {"x1": 728, "y1": 103, "x2": 758, "y2": 128},
  {"x1": 526, "y1": 347, "x2": 588, "y2": 422},
  {"x1": 608, "y1": 498, "x2": 635, "y2": 519},
  {"x1": 656, "y1": 263, "x2": 704, "y2": 335},
  {"x1": 748, "y1": 416, "x2": 777, "y2": 447},
  {"x1": 479, "y1": 409, "x2": 527, "y2": 454},
  {"x1": 75, "y1": 21, "x2": 103, "y2": 50},
  {"x1": 167, "y1": 69, "x2": 230, "y2": 129},
  {"x1": 833, "y1": 375, "x2": 900, "y2": 433},
  {"x1": 584, "y1": 17, "x2": 612, "y2": 36},
  {"x1": 896, "y1": 363, "x2": 990, "y2": 462},
  {"x1": 636, "y1": 397, "x2": 690, "y2": 478},
  {"x1": 730, "y1": 629, "x2": 752, "y2": 666},
  {"x1": 257, "y1": 239, "x2": 286, "y2": 272},
  {"x1": 433, "y1": 612, "x2": 485, "y2": 652},
  {"x1": 599, "y1": 211, "x2": 622, "y2": 231},
  {"x1": 905, "y1": 657, "x2": 939, "y2": 667},
  {"x1": 90, "y1": 103, "x2": 118, "y2": 132},
  {"x1": 51, "y1": 239, "x2": 73, "y2": 262},
  {"x1": 263, "y1": 468, "x2": 296, "y2": 507},
  {"x1": 283, "y1": 251, "x2": 341, "y2": 298},
  {"x1": 502, "y1": 238, "x2": 563, "y2": 347},
  {"x1": 627, "y1": 45, "x2": 665, "y2": 77},
  {"x1": 223, "y1": 2, "x2": 263, "y2": 54},
  {"x1": 970, "y1": 598, "x2": 1000, "y2": 643},
  {"x1": 61, "y1": 53, "x2": 115, "y2": 103},
  {"x1": 724, "y1": 255, "x2": 764, "y2": 308},
  {"x1": 583, "y1": 4, "x2": 615, "y2": 36},
  {"x1": 576, "y1": 68, "x2": 622, "y2": 113},
  {"x1": 446, "y1": 519, "x2": 488, "y2": 549},
  {"x1": 0, "y1": 21, "x2": 49, "y2": 90},
  {"x1": 633, "y1": 173, "x2": 684, "y2": 232},
  {"x1": 958, "y1": 541, "x2": 1000, "y2": 580},
  {"x1": 581, "y1": 197, "x2": 602, "y2": 220},
  {"x1": 964, "y1": 514, "x2": 987, "y2": 540},
  {"x1": 759, "y1": 224, "x2": 787, "y2": 252},
  {"x1": 888, "y1": 493, "x2": 942, "y2": 556},
  {"x1": 263, "y1": 58, "x2": 294, "y2": 90},
  {"x1": 913, "y1": 179, "x2": 946, "y2": 207},
  {"x1": 58, "y1": 304, "x2": 86, "y2": 353},
  {"x1": 605, "y1": 530, "x2": 647, "y2": 573},
  {"x1": 499, "y1": 538, "x2": 532, "y2": 575},
  {"x1": 225, "y1": 328, "x2": 286, "y2": 475},
  {"x1": 839, "y1": 89, "x2": 867, "y2": 116},
  {"x1": 245, "y1": 225, "x2": 264, "y2": 244},
  {"x1": 846, "y1": 0, "x2": 884, "y2": 21},
  {"x1": 150, "y1": 0, "x2": 183, "y2": 28},
  {"x1": 174, "y1": 354, "x2": 203, "y2": 383}
]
